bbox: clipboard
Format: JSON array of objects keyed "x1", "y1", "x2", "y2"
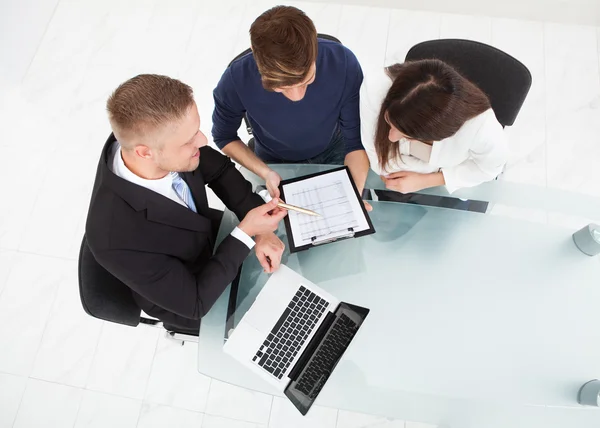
[{"x1": 278, "y1": 166, "x2": 375, "y2": 253}]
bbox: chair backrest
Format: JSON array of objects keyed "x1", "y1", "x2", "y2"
[
  {"x1": 405, "y1": 39, "x2": 532, "y2": 127},
  {"x1": 78, "y1": 236, "x2": 141, "y2": 327},
  {"x1": 228, "y1": 33, "x2": 342, "y2": 67}
]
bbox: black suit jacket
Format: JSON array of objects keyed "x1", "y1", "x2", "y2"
[{"x1": 85, "y1": 135, "x2": 263, "y2": 329}]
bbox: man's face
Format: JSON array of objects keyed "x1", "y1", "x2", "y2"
[
  {"x1": 150, "y1": 103, "x2": 208, "y2": 173},
  {"x1": 272, "y1": 62, "x2": 316, "y2": 102}
]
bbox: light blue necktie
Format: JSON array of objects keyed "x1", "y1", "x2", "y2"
[{"x1": 171, "y1": 173, "x2": 197, "y2": 213}]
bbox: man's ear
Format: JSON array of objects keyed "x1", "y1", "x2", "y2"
[{"x1": 134, "y1": 145, "x2": 152, "y2": 159}]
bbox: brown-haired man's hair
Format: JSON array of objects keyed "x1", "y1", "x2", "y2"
[
  {"x1": 250, "y1": 5, "x2": 318, "y2": 90},
  {"x1": 107, "y1": 74, "x2": 194, "y2": 148},
  {"x1": 375, "y1": 59, "x2": 491, "y2": 170}
]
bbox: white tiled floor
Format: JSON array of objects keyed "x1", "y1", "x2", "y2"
[
  {"x1": 144, "y1": 335, "x2": 212, "y2": 413},
  {"x1": 85, "y1": 322, "x2": 159, "y2": 400},
  {"x1": 1, "y1": 0, "x2": 599, "y2": 427},
  {"x1": 13, "y1": 379, "x2": 83, "y2": 428},
  {"x1": 137, "y1": 403, "x2": 206, "y2": 428},
  {"x1": 74, "y1": 390, "x2": 143, "y2": 428},
  {"x1": 204, "y1": 380, "x2": 273, "y2": 425},
  {"x1": 0, "y1": 373, "x2": 27, "y2": 428}
]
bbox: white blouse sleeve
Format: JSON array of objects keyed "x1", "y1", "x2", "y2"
[
  {"x1": 441, "y1": 112, "x2": 509, "y2": 194},
  {"x1": 360, "y1": 68, "x2": 392, "y2": 176}
]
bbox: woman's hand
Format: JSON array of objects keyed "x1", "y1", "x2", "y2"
[{"x1": 381, "y1": 171, "x2": 444, "y2": 194}]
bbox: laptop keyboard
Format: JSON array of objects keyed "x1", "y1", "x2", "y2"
[
  {"x1": 295, "y1": 313, "x2": 358, "y2": 398},
  {"x1": 252, "y1": 286, "x2": 329, "y2": 379}
]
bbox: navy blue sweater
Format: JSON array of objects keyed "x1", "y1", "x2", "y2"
[{"x1": 212, "y1": 39, "x2": 364, "y2": 162}]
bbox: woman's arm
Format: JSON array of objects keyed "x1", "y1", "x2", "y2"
[
  {"x1": 360, "y1": 67, "x2": 393, "y2": 176},
  {"x1": 441, "y1": 113, "x2": 509, "y2": 193}
]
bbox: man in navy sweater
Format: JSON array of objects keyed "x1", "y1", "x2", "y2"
[{"x1": 212, "y1": 5, "x2": 371, "y2": 208}]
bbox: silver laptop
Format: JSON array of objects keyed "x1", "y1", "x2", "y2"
[{"x1": 224, "y1": 265, "x2": 369, "y2": 415}]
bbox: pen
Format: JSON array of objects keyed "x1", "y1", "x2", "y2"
[{"x1": 277, "y1": 201, "x2": 321, "y2": 217}]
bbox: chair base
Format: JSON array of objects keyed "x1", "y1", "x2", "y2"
[
  {"x1": 141, "y1": 316, "x2": 198, "y2": 345},
  {"x1": 165, "y1": 330, "x2": 199, "y2": 346}
]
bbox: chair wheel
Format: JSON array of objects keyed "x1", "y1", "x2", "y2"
[{"x1": 164, "y1": 331, "x2": 186, "y2": 346}]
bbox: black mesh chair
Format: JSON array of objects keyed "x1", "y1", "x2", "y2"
[
  {"x1": 405, "y1": 39, "x2": 532, "y2": 127},
  {"x1": 78, "y1": 236, "x2": 197, "y2": 344},
  {"x1": 228, "y1": 33, "x2": 343, "y2": 137}
]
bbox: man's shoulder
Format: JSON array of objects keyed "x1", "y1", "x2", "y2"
[
  {"x1": 318, "y1": 40, "x2": 361, "y2": 85},
  {"x1": 226, "y1": 51, "x2": 260, "y2": 84},
  {"x1": 318, "y1": 39, "x2": 359, "y2": 65},
  {"x1": 85, "y1": 182, "x2": 128, "y2": 252},
  {"x1": 85, "y1": 154, "x2": 148, "y2": 254},
  {"x1": 197, "y1": 145, "x2": 227, "y2": 170}
]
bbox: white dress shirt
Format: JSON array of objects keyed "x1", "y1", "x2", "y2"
[
  {"x1": 109, "y1": 141, "x2": 255, "y2": 249},
  {"x1": 360, "y1": 68, "x2": 509, "y2": 193}
]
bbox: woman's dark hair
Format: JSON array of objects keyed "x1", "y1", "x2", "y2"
[{"x1": 375, "y1": 59, "x2": 491, "y2": 170}]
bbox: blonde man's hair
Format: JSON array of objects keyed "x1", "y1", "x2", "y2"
[{"x1": 107, "y1": 74, "x2": 194, "y2": 149}]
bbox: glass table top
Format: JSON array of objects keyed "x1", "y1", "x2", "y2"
[{"x1": 198, "y1": 165, "x2": 600, "y2": 428}]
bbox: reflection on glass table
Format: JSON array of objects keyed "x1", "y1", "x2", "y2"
[{"x1": 198, "y1": 165, "x2": 600, "y2": 428}]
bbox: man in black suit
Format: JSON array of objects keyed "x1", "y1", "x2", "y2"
[{"x1": 86, "y1": 74, "x2": 288, "y2": 333}]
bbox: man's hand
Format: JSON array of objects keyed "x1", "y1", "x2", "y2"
[
  {"x1": 344, "y1": 150, "x2": 370, "y2": 210},
  {"x1": 238, "y1": 198, "x2": 287, "y2": 237},
  {"x1": 382, "y1": 171, "x2": 444, "y2": 194},
  {"x1": 255, "y1": 232, "x2": 285, "y2": 273},
  {"x1": 265, "y1": 170, "x2": 281, "y2": 198}
]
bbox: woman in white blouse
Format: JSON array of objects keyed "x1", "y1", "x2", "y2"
[{"x1": 360, "y1": 59, "x2": 508, "y2": 196}]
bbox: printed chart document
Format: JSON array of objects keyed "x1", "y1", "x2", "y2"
[{"x1": 279, "y1": 167, "x2": 375, "y2": 252}]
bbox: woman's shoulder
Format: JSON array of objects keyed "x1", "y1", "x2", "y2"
[
  {"x1": 476, "y1": 108, "x2": 502, "y2": 126},
  {"x1": 360, "y1": 67, "x2": 392, "y2": 168},
  {"x1": 360, "y1": 67, "x2": 393, "y2": 109},
  {"x1": 455, "y1": 108, "x2": 504, "y2": 141}
]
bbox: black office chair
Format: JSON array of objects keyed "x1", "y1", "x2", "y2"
[
  {"x1": 405, "y1": 39, "x2": 532, "y2": 127},
  {"x1": 228, "y1": 33, "x2": 343, "y2": 138},
  {"x1": 78, "y1": 236, "x2": 197, "y2": 344}
]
